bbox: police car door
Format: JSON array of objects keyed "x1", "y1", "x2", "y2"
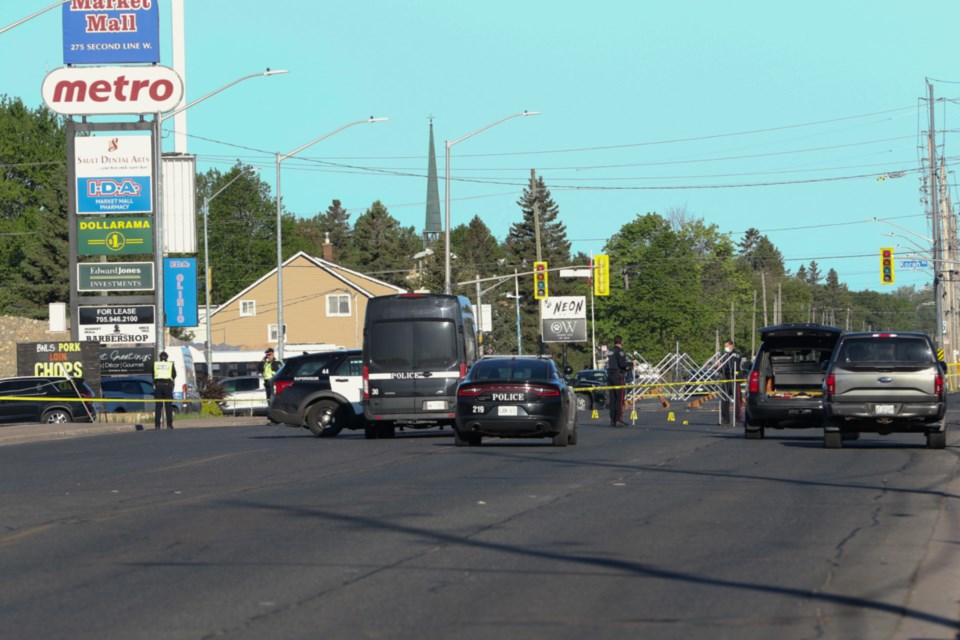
[{"x1": 332, "y1": 353, "x2": 363, "y2": 415}]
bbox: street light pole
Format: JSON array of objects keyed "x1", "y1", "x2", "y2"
[
  {"x1": 0, "y1": 0, "x2": 68, "y2": 35},
  {"x1": 444, "y1": 111, "x2": 540, "y2": 295},
  {"x1": 274, "y1": 117, "x2": 388, "y2": 358},
  {"x1": 153, "y1": 68, "x2": 287, "y2": 350},
  {"x1": 203, "y1": 167, "x2": 259, "y2": 379}
]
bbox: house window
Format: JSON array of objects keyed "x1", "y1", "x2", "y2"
[
  {"x1": 326, "y1": 294, "x2": 351, "y2": 317},
  {"x1": 240, "y1": 300, "x2": 256, "y2": 317},
  {"x1": 268, "y1": 324, "x2": 286, "y2": 342}
]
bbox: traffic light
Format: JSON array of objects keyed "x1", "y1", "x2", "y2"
[
  {"x1": 593, "y1": 254, "x2": 610, "y2": 296},
  {"x1": 880, "y1": 247, "x2": 895, "y2": 285},
  {"x1": 533, "y1": 261, "x2": 548, "y2": 299}
]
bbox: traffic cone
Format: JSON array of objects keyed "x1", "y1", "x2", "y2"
[
  {"x1": 591, "y1": 409, "x2": 599, "y2": 419},
  {"x1": 682, "y1": 420, "x2": 689, "y2": 425},
  {"x1": 667, "y1": 411, "x2": 675, "y2": 422}
]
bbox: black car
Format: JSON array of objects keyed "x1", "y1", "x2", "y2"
[
  {"x1": 743, "y1": 323, "x2": 843, "y2": 439},
  {"x1": 0, "y1": 376, "x2": 97, "y2": 424},
  {"x1": 267, "y1": 349, "x2": 364, "y2": 437},
  {"x1": 567, "y1": 369, "x2": 608, "y2": 411},
  {"x1": 454, "y1": 357, "x2": 578, "y2": 447}
]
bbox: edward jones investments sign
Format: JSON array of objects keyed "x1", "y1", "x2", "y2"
[{"x1": 62, "y1": 0, "x2": 160, "y2": 65}]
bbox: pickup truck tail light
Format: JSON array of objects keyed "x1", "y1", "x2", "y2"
[
  {"x1": 825, "y1": 373, "x2": 835, "y2": 397},
  {"x1": 748, "y1": 370, "x2": 760, "y2": 394},
  {"x1": 935, "y1": 372, "x2": 944, "y2": 396}
]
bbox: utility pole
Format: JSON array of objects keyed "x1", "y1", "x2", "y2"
[
  {"x1": 531, "y1": 169, "x2": 542, "y2": 262},
  {"x1": 927, "y1": 80, "x2": 946, "y2": 354},
  {"x1": 761, "y1": 272, "x2": 768, "y2": 327}
]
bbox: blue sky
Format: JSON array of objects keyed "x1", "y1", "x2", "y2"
[{"x1": 2, "y1": 1, "x2": 958, "y2": 291}]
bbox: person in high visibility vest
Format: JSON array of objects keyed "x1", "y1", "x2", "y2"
[
  {"x1": 259, "y1": 348, "x2": 284, "y2": 400},
  {"x1": 153, "y1": 350, "x2": 178, "y2": 429}
]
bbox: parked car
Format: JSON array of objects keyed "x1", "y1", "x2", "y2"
[
  {"x1": 0, "y1": 376, "x2": 97, "y2": 424},
  {"x1": 268, "y1": 349, "x2": 364, "y2": 437},
  {"x1": 567, "y1": 369, "x2": 608, "y2": 411},
  {"x1": 217, "y1": 375, "x2": 268, "y2": 415},
  {"x1": 101, "y1": 375, "x2": 200, "y2": 415},
  {"x1": 454, "y1": 356, "x2": 578, "y2": 447},
  {"x1": 743, "y1": 323, "x2": 843, "y2": 439},
  {"x1": 822, "y1": 331, "x2": 946, "y2": 449}
]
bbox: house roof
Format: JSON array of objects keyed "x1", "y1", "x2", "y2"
[{"x1": 212, "y1": 251, "x2": 407, "y2": 317}]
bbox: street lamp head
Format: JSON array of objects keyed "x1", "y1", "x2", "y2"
[
  {"x1": 264, "y1": 68, "x2": 290, "y2": 76},
  {"x1": 367, "y1": 117, "x2": 389, "y2": 123},
  {"x1": 522, "y1": 111, "x2": 541, "y2": 117}
]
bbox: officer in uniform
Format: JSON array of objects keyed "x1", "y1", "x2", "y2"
[
  {"x1": 259, "y1": 348, "x2": 283, "y2": 400},
  {"x1": 720, "y1": 339, "x2": 741, "y2": 425},
  {"x1": 153, "y1": 350, "x2": 177, "y2": 429},
  {"x1": 606, "y1": 335, "x2": 632, "y2": 427}
]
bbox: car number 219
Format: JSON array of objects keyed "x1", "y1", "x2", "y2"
[{"x1": 472, "y1": 405, "x2": 484, "y2": 414}]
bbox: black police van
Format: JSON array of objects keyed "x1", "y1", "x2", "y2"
[
  {"x1": 267, "y1": 349, "x2": 364, "y2": 437},
  {"x1": 362, "y1": 293, "x2": 478, "y2": 438}
]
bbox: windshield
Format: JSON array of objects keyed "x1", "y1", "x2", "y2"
[
  {"x1": 368, "y1": 320, "x2": 458, "y2": 370},
  {"x1": 836, "y1": 337, "x2": 934, "y2": 364},
  {"x1": 471, "y1": 360, "x2": 553, "y2": 382}
]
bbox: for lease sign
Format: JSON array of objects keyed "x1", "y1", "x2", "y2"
[{"x1": 78, "y1": 305, "x2": 155, "y2": 344}]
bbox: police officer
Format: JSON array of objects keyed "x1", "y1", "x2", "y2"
[
  {"x1": 719, "y1": 339, "x2": 741, "y2": 425},
  {"x1": 606, "y1": 335, "x2": 632, "y2": 427},
  {"x1": 153, "y1": 350, "x2": 177, "y2": 429},
  {"x1": 259, "y1": 348, "x2": 283, "y2": 400}
]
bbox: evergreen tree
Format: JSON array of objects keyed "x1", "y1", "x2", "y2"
[{"x1": 349, "y1": 200, "x2": 420, "y2": 289}]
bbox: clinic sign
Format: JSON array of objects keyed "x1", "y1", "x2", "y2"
[
  {"x1": 78, "y1": 216, "x2": 153, "y2": 254},
  {"x1": 540, "y1": 296, "x2": 588, "y2": 343},
  {"x1": 78, "y1": 305, "x2": 155, "y2": 344},
  {"x1": 78, "y1": 262, "x2": 154, "y2": 291},
  {"x1": 74, "y1": 135, "x2": 152, "y2": 214},
  {"x1": 42, "y1": 65, "x2": 183, "y2": 116},
  {"x1": 62, "y1": 1, "x2": 160, "y2": 65},
  {"x1": 164, "y1": 258, "x2": 198, "y2": 327}
]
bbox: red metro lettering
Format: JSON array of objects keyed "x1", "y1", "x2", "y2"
[
  {"x1": 87, "y1": 179, "x2": 141, "y2": 197},
  {"x1": 52, "y1": 75, "x2": 174, "y2": 104}
]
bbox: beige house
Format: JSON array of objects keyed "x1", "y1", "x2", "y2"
[{"x1": 210, "y1": 250, "x2": 407, "y2": 353}]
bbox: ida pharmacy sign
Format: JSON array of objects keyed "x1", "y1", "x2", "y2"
[
  {"x1": 74, "y1": 135, "x2": 152, "y2": 214},
  {"x1": 62, "y1": 0, "x2": 160, "y2": 65}
]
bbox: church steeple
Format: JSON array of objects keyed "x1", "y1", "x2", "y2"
[{"x1": 423, "y1": 119, "x2": 442, "y2": 245}]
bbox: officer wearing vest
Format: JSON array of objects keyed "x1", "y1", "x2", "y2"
[
  {"x1": 606, "y1": 335, "x2": 632, "y2": 427},
  {"x1": 259, "y1": 348, "x2": 283, "y2": 400},
  {"x1": 153, "y1": 350, "x2": 177, "y2": 429}
]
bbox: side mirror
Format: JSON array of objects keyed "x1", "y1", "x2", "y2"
[{"x1": 563, "y1": 365, "x2": 574, "y2": 376}]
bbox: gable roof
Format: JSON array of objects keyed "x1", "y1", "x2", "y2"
[{"x1": 212, "y1": 251, "x2": 407, "y2": 318}]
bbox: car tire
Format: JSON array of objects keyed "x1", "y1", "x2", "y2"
[
  {"x1": 381, "y1": 423, "x2": 396, "y2": 439},
  {"x1": 927, "y1": 429, "x2": 947, "y2": 449},
  {"x1": 568, "y1": 423, "x2": 579, "y2": 445},
  {"x1": 575, "y1": 393, "x2": 591, "y2": 412},
  {"x1": 454, "y1": 429, "x2": 469, "y2": 447},
  {"x1": 745, "y1": 427, "x2": 764, "y2": 440},
  {"x1": 364, "y1": 423, "x2": 378, "y2": 439},
  {"x1": 306, "y1": 400, "x2": 344, "y2": 438},
  {"x1": 841, "y1": 431, "x2": 860, "y2": 441},
  {"x1": 824, "y1": 431, "x2": 842, "y2": 449},
  {"x1": 552, "y1": 423, "x2": 568, "y2": 447},
  {"x1": 42, "y1": 408, "x2": 71, "y2": 424}
]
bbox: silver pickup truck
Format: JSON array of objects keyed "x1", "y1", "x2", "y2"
[{"x1": 822, "y1": 332, "x2": 946, "y2": 449}]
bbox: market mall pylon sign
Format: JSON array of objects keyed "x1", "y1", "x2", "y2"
[{"x1": 42, "y1": 65, "x2": 183, "y2": 116}]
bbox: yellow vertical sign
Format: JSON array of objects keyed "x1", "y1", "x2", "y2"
[{"x1": 594, "y1": 254, "x2": 610, "y2": 296}]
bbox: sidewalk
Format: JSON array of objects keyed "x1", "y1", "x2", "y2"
[{"x1": 0, "y1": 415, "x2": 270, "y2": 448}]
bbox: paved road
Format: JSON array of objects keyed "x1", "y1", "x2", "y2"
[{"x1": 0, "y1": 406, "x2": 958, "y2": 640}]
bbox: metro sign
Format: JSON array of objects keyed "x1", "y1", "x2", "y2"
[{"x1": 42, "y1": 65, "x2": 183, "y2": 116}]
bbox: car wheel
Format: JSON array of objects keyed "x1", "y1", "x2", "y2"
[
  {"x1": 575, "y1": 393, "x2": 591, "y2": 412},
  {"x1": 306, "y1": 400, "x2": 344, "y2": 438},
  {"x1": 824, "y1": 431, "x2": 842, "y2": 449},
  {"x1": 568, "y1": 423, "x2": 579, "y2": 445},
  {"x1": 552, "y1": 423, "x2": 568, "y2": 447},
  {"x1": 927, "y1": 429, "x2": 947, "y2": 449},
  {"x1": 745, "y1": 427, "x2": 764, "y2": 440},
  {"x1": 364, "y1": 423, "x2": 379, "y2": 439},
  {"x1": 42, "y1": 408, "x2": 71, "y2": 424},
  {"x1": 454, "y1": 429, "x2": 470, "y2": 447},
  {"x1": 381, "y1": 423, "x2": 396, "y2": 439},
  {"x1": 841, "y1": 431, "x2": 860, "y2": 441}
]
